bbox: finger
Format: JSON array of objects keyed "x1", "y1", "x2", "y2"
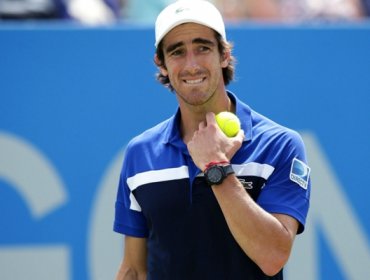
[
  {"x1": 199, "y1": 121, "x2": 206, "y2": 129},
  {"x1": 205, "y1": 112, "x2": 216, "y2": 125},
  {"x1": 235, "y1": 129, "x2": 245, "y2": 141}
]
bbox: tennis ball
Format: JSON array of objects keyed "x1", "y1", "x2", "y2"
[{"x1": 215, "y1": 111, "x2": 241, "y2": 137}]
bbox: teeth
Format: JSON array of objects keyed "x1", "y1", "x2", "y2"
[{"x1": 185, "y1": 78, "x2": 203, "y2": 84}]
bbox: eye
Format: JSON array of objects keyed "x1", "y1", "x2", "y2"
[
  {"x1": 198, "y1": 45, "x2": 211, "y2": 53},
  {"x1": 170, "y1": 49, "x2": 184, "y2": 57}
]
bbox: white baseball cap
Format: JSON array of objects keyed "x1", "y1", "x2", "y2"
[{"x1": 155, "y1": 0, "x2": 226, "y2": 48}]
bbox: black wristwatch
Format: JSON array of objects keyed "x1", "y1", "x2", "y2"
[{"x1": 204, "y1": 164, "x2": 234, "y2": 186}]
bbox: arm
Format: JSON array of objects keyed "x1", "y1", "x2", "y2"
[
  {"x1": 115, "y1": 236, "x2": 147, "y2": 280},
  {"x1": 187, "y1": 112, "x2": 298, "y2": 276},
  {"x1": 211, "y1": 175, "x2": 298, "y2": 276}
]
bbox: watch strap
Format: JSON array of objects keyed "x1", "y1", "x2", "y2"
[
  {"x1": 222, "y1": 164, "x2": 235, "y2": 177},
  {"x1": 204, "y1": 160, "x2": 230, "y2": 172}
]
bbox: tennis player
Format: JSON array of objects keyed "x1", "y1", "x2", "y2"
[{"x1": 113, "y1": 1, "x2": 311, "y2": 279}]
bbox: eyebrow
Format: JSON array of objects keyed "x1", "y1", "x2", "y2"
[
  {"x1": 165, "y1": 37, "x2": 216, "y2": 54},
  {"x1": 165, "y1": 42, "x2": 183, "y2": 54}
]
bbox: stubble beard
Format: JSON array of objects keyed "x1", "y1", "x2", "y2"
[{"x1": 176, "y1": 85, "x2": 218, "y2": 110}]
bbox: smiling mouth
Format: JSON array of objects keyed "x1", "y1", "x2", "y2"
[{"x1": 184, "y1": 78, "x2": 205, "y2": 84}]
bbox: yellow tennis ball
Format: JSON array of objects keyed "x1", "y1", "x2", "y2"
[{"x1": 215, "y1": 111, "x2": 241, "y2": 137}]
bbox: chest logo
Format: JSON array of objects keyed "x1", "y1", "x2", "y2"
[{"x1": 239, "y1": 179, "x2": 254, "y2": 190}]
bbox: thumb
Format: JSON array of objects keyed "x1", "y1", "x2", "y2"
[{"x1": 235, "y1": 129, "x2": 245, "y2": 142}]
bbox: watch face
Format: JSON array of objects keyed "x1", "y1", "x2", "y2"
[
  {"x1": 207, "y1": 167, "x2": 223, "y2": 183},
  {"x1": 205, "y1": 164, "x2": 234, "y2": 186}
]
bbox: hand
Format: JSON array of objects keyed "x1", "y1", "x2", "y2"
[{"x1": 187, "y1": 112, "x2": 244, "y2": 171}]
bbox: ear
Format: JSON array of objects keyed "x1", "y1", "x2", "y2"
[
  {"x1": 220, "y1": 51, "x2": 230, "y2": 68},
  {"x1": 154, "y1": 54, "x2": 168, "y2": 76}
]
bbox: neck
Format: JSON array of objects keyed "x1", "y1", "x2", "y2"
[{"x1": 180, "y1": 92, "x2": 234, "y2": 143}]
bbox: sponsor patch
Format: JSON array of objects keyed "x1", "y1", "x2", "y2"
[{"x1": 290, "y1": 158, "x2": 310, "y2": 189}]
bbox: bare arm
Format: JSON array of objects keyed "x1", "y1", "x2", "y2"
[
  {"x1": 187, "y1": 112, "x2": 299, "y2": 276},
  {"x1": 211, "y1": 175, "x2": 298, "y2": 276},
  {"x1": 115, "y1": 236, "x2": 147, "y2": 280}
]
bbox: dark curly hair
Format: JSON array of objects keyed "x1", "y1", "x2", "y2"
[{"x1": 154, "y1": 32, "x2": 236, "y2": 92}]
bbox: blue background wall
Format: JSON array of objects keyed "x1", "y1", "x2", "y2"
[{"x1": 0, "y1": 23, "x2": 370, "y2": 279}]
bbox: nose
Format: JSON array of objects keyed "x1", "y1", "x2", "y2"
[{"x1": 184, "y1": 52, "x2": 201, "y2": 75}]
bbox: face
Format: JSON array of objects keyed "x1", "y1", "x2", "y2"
[{"x1": 157, "y1": 23, "x2": 229, "y2": 108}]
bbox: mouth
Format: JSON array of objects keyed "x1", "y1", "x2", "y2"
[{"x1": 184, "y1": 78, "x2": 205, "y2": 85}]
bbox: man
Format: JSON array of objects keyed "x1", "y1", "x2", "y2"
[{"x1": 113, "y1": 0, "x2": 311, "y2": 279}]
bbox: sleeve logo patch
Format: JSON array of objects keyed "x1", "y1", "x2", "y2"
[{"x1": 290, "y1": 158, "x2": 311, "y2": 189}]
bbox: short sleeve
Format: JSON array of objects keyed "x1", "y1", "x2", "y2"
[
  {"x1": 113, "y1": 149, "x2": 149, "y2": 238},
  {"x1": 257, "y1": 130, "x2": 311, "y2": 234}
]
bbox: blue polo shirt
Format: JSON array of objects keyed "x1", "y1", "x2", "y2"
[{"x1": 114, "y1": 92, "x2": 311, "y2": 279}]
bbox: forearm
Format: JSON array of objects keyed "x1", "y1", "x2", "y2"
[
  {"x1": 115, "y1": 265, "x2": 146, "y2": 280},
  {"x1": 116, "y1": 236, "x2": 147, "y2": 280},
  {"x1": 211, "y1": 175, "x2": 296, "y2": 276}
]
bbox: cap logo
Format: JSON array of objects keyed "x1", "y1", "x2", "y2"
[{"x1": 175, "y1": 7, "x2": 190, "y2": 14}]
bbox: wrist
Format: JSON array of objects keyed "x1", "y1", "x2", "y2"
[
  {"x1": 203, "y1": 160, "x2": 230, "y2": 173},
  {"x1": 204, "y1": 163, "x2": 234, "y2": 186}
]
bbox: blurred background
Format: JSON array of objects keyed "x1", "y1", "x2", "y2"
[{"x1": 1, "y1": 0, "x2": 370, "y2": 279}]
